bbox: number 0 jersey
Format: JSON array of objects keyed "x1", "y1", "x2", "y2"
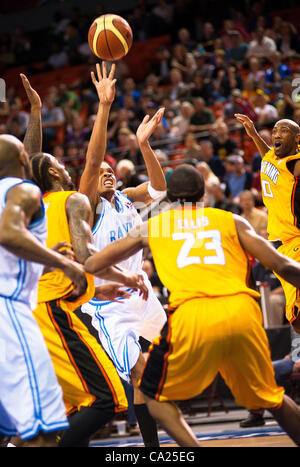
[
  {"x1": 148, "y1": 206, "x2": 260, "y2": 310},
  {"x1": 260, "y1": 147, "x2": 300, "y2": 243}
]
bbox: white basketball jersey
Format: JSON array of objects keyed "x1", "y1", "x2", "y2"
[
  {"x1": 0, "y1": 177, "x2": 47, "y2": 309},
  {"x1": 92, "y1": 190, "x2": 143, "y2": 287}
]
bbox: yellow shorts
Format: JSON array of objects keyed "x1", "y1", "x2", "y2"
[
  {"x1": 277, "y1": 239, "x2": 300, "y2": 324},
  {"x1": 33, "y1": 299, "x2": 127, "y2": 415},
  {"x1": 139, "y1": 293, "x2": 284, "y2": 411}
]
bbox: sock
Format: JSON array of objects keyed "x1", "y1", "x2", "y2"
[
  {"x1": 58, "y1": 406, "x2": 115, "y2": 447},
  {"x1": 134, "y1": 403, "x2": 160, "y2": 447}
]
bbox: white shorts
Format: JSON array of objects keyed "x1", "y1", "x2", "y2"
[
  {"x1": 81, "y1": 273, "x2": 167, "y2": 382},
  {"x1": 0, "y1": 296, "x2": 69, "y2": 440}
]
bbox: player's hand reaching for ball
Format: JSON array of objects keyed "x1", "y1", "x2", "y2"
[
  {"x1": 136, "y1": 107, "x2": 165, "y2": 145},
  {"x1": 20, "y1": 73, "x2": 42, "y2": 111},
  {"x1": 91, "y1": 61, "x2": 117, "y2": 105},
  {"x1": 234, "y1": 113, "x2": 257, "y2": 138}
]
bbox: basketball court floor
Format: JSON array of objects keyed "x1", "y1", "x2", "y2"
[{"x1": 90, "y1": 408, "x2": 296, "y2": 447}]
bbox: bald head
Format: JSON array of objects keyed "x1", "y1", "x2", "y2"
[
  {"x1": 274, "y1": 119, "x2": 300, "y2": 135},
  {"x1": 272, "y1": 120, "x2": 300, "y2": 157},
  {"x1": 0, "y1": 134, "x2": 29, "y2": 179}
]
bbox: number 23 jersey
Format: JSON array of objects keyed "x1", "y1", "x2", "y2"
[
  {"x1": 260, "y1": 148, "x2": 300, "y2": 243},
  {"x1": 148, "y1": 206, "x2": 260, "y2": 310}
]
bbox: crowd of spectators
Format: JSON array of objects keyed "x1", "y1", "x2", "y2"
[{"x1": 1, "y1": 0, "x2": 300, "y2": 323}]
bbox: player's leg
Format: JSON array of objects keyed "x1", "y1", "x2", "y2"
[
  {"x1": 269, "y1": 394, "x2": 300, "y2": 446},
  {"x1": 33, "y1": 301, "x2": 127, "y2": 447},
  {"x1": 144, "y1": 396, "x2": 200, "y2": 447},
  {"x1": 139, "y1": 300, "x2": 223, "y2": 447},
  {"x1": 220, "y1": 294, "x2": 300, "y2": 445},
  {"x1": 0, "y1": 298, "x2": 69, "y2": 445},
  {"x1": 130, "y1": 352, "x2": 160, "y2": 447},
  {"x1": 86, "y1": 299, "x2": 161, "y2": 446}
]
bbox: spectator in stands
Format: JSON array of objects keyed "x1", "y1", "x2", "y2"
[
  {"x1": 198, "y1": 22, "x2": 217, "y2": 53},
  {"x1": 265, "y1": 51, "x2": 292, "y2": 91},
  {"x1": 254, "y1": 90, "x2": 279, "y2": 125},
  {"x1": 63, "y1": 22, "x2": 82, "y2": 65},
  {"x1": 247, "y1": 56, "x2": 266, "y2": 88},
  {"x1": 180, "y1": 132, "x2": 201, "y2": 159},
  {"x1": 177, "y1": 27, "x2": 196, "y2": 52},
  {"x1": 56, "y1": 83, "x2": 81, "y2": 123},
  {"x1": 115, "y1": 159, "x2": 147, "y2": 190},
  {"x1": 209, "y1": 182, "x2": 240, "y2": 213},
  {"x1": 196, "y1": 161, "x2": 220, "y2": 189},
  {"x1": 167, "y1": 68, "x2": 190, "y2": 103},
  {"x1": 223, "y1": 88, "x2": 257, "y2": 125},
  {"x1": 226, "y1": 30, "x2": 249, "y2": 68},
  {"x1": 152, "y1": 0, "x2": 174, "y2": 27},
  {"x1": 47, "y1": 41, "x2": 69, "y2": 70},
  {"x1": 10, "y1": 26, "x2": 32, "y2": 65},
  {"x1": 52, "y1": 144, "x2": 65, "y2": 164},
  {"x1": 170, "y1": 101, "x2": 194, "y2": 138},
  {"x1": 192, "y1": 50, "x2": 214, "y2": 82},
  {"x1": 188, "y1": 97, "x2": 215, "y2": 133},
  {"x1": 210, "y1": 121, "x2": 238, "y2": 161},
  {"x1": 6, "y1": 103, "x2": 29, "y2": 137},
  {"x1": 118, "y1": 77, "x2": 142, "y2": 108},
  {"x1": 242, "y1": 77, "x2": 258, "y2": 106},
  {"x1": 246, "y1": 26, "x2": 277, "y2": 60},
  {"x1": 276, "y1": 80, "x2": 300, "y2": 120},
  {"x1": 199, "y1": 140, "x2": 225, "y2": 179},
  {"x1": 189, "y1": 71, "x2": 215, "y2": 104},
  {"x1": 152, "y1": 46, "x2": 172, "y2": 85},
  {"x1": 170, "y1": 43, "x2": 196, "y2": 82},
  {"x1": 224, "y1": 155, "x2": 253, "y2": 199},
  {"x1": 66, "y1": 113, "x2": 89, "y2": 146},
  {"x1": 41, "y1": 95, "x2": 66, "y2": 152},
  {"x1": 276, "y1": 21, "x2": 300, "y2": 59},
  {"x1": 239, "y1": 190, "x2": 268, "y2": 234}
]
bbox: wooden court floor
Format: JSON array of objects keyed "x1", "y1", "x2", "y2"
[{"x1": 160, "y1": 435, "x2": 295, "y2": 447}]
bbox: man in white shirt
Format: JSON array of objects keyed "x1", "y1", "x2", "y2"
[{"x1": 246, "y1": 27, "x2": 277, "y2": 59}]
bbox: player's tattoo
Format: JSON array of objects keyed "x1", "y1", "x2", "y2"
[
  {"x1": 66, "y1": 193, "x2": 97, "y2": 264},
  {"x1": 23, "y1": 110, "x2": 42, "y2": 157}
]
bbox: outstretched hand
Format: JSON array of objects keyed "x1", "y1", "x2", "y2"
[
  {"x1": 234, "y1": 113, "x2": 257, "y2": 138},
  {"x1": 136, "y1": 107, "x2": 165, "y2": 144},
  {"x1": 91, "y1": 61, "x2": 117, "y2": 105},
  {"x1": 20, "y1": 73, "x2": 42, "y2": 110}
]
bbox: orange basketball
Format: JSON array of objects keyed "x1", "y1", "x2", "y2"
[{"x1": 88, "y1": 14, "x2": 133, "y2": 61}]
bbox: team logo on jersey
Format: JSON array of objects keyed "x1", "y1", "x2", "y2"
[{"x1": 260, "y1": 161, "x2": 280, "y2": 184}]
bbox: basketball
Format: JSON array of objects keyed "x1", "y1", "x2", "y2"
[{"x1": 88, "y1": 14, "x2": 133, "y2": 61}]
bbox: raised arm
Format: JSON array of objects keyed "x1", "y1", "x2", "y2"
[
  {"x1": 78, "y1": 62, "x2": 116, "y2": 211},
  {"x1": 21, "y1": 74, "x2": 42, "y2": 157},
  {"x1": 0, "y1": 183, "x2": 87, "y2": 295},
  {"x1": 235, "y1": 113, "x2": 271, "y2": 158},
  {"x1": 122, "y1": 108, "x2": 167, "y2": 204}
]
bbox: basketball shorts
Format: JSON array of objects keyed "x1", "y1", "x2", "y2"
[
  {"x1": 0, "y1": 296, "x2": 69, "y2": 440},
  {"x1": 81, "y1": 272, "x2": 167, "y2": 382},
  {"x1": 139, "y1": 293, "x2": 285, "y2": 411},
  {"x1": 276, "y1": 239, "x2": 300, "y2": 324},
  {"x1": 33, "y1": 299, "x2": 128, "y2": 415}
]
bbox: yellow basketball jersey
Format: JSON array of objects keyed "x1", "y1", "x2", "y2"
[
  {"x1": 37, "y1": 191, "x2": 95, "y2": 312},
  {"x1": 261, "y1": 147, "x2": 300, "y2": 243},
  {"x1": 148, "y1": 206, "x2": 260, "y2": 310}
]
